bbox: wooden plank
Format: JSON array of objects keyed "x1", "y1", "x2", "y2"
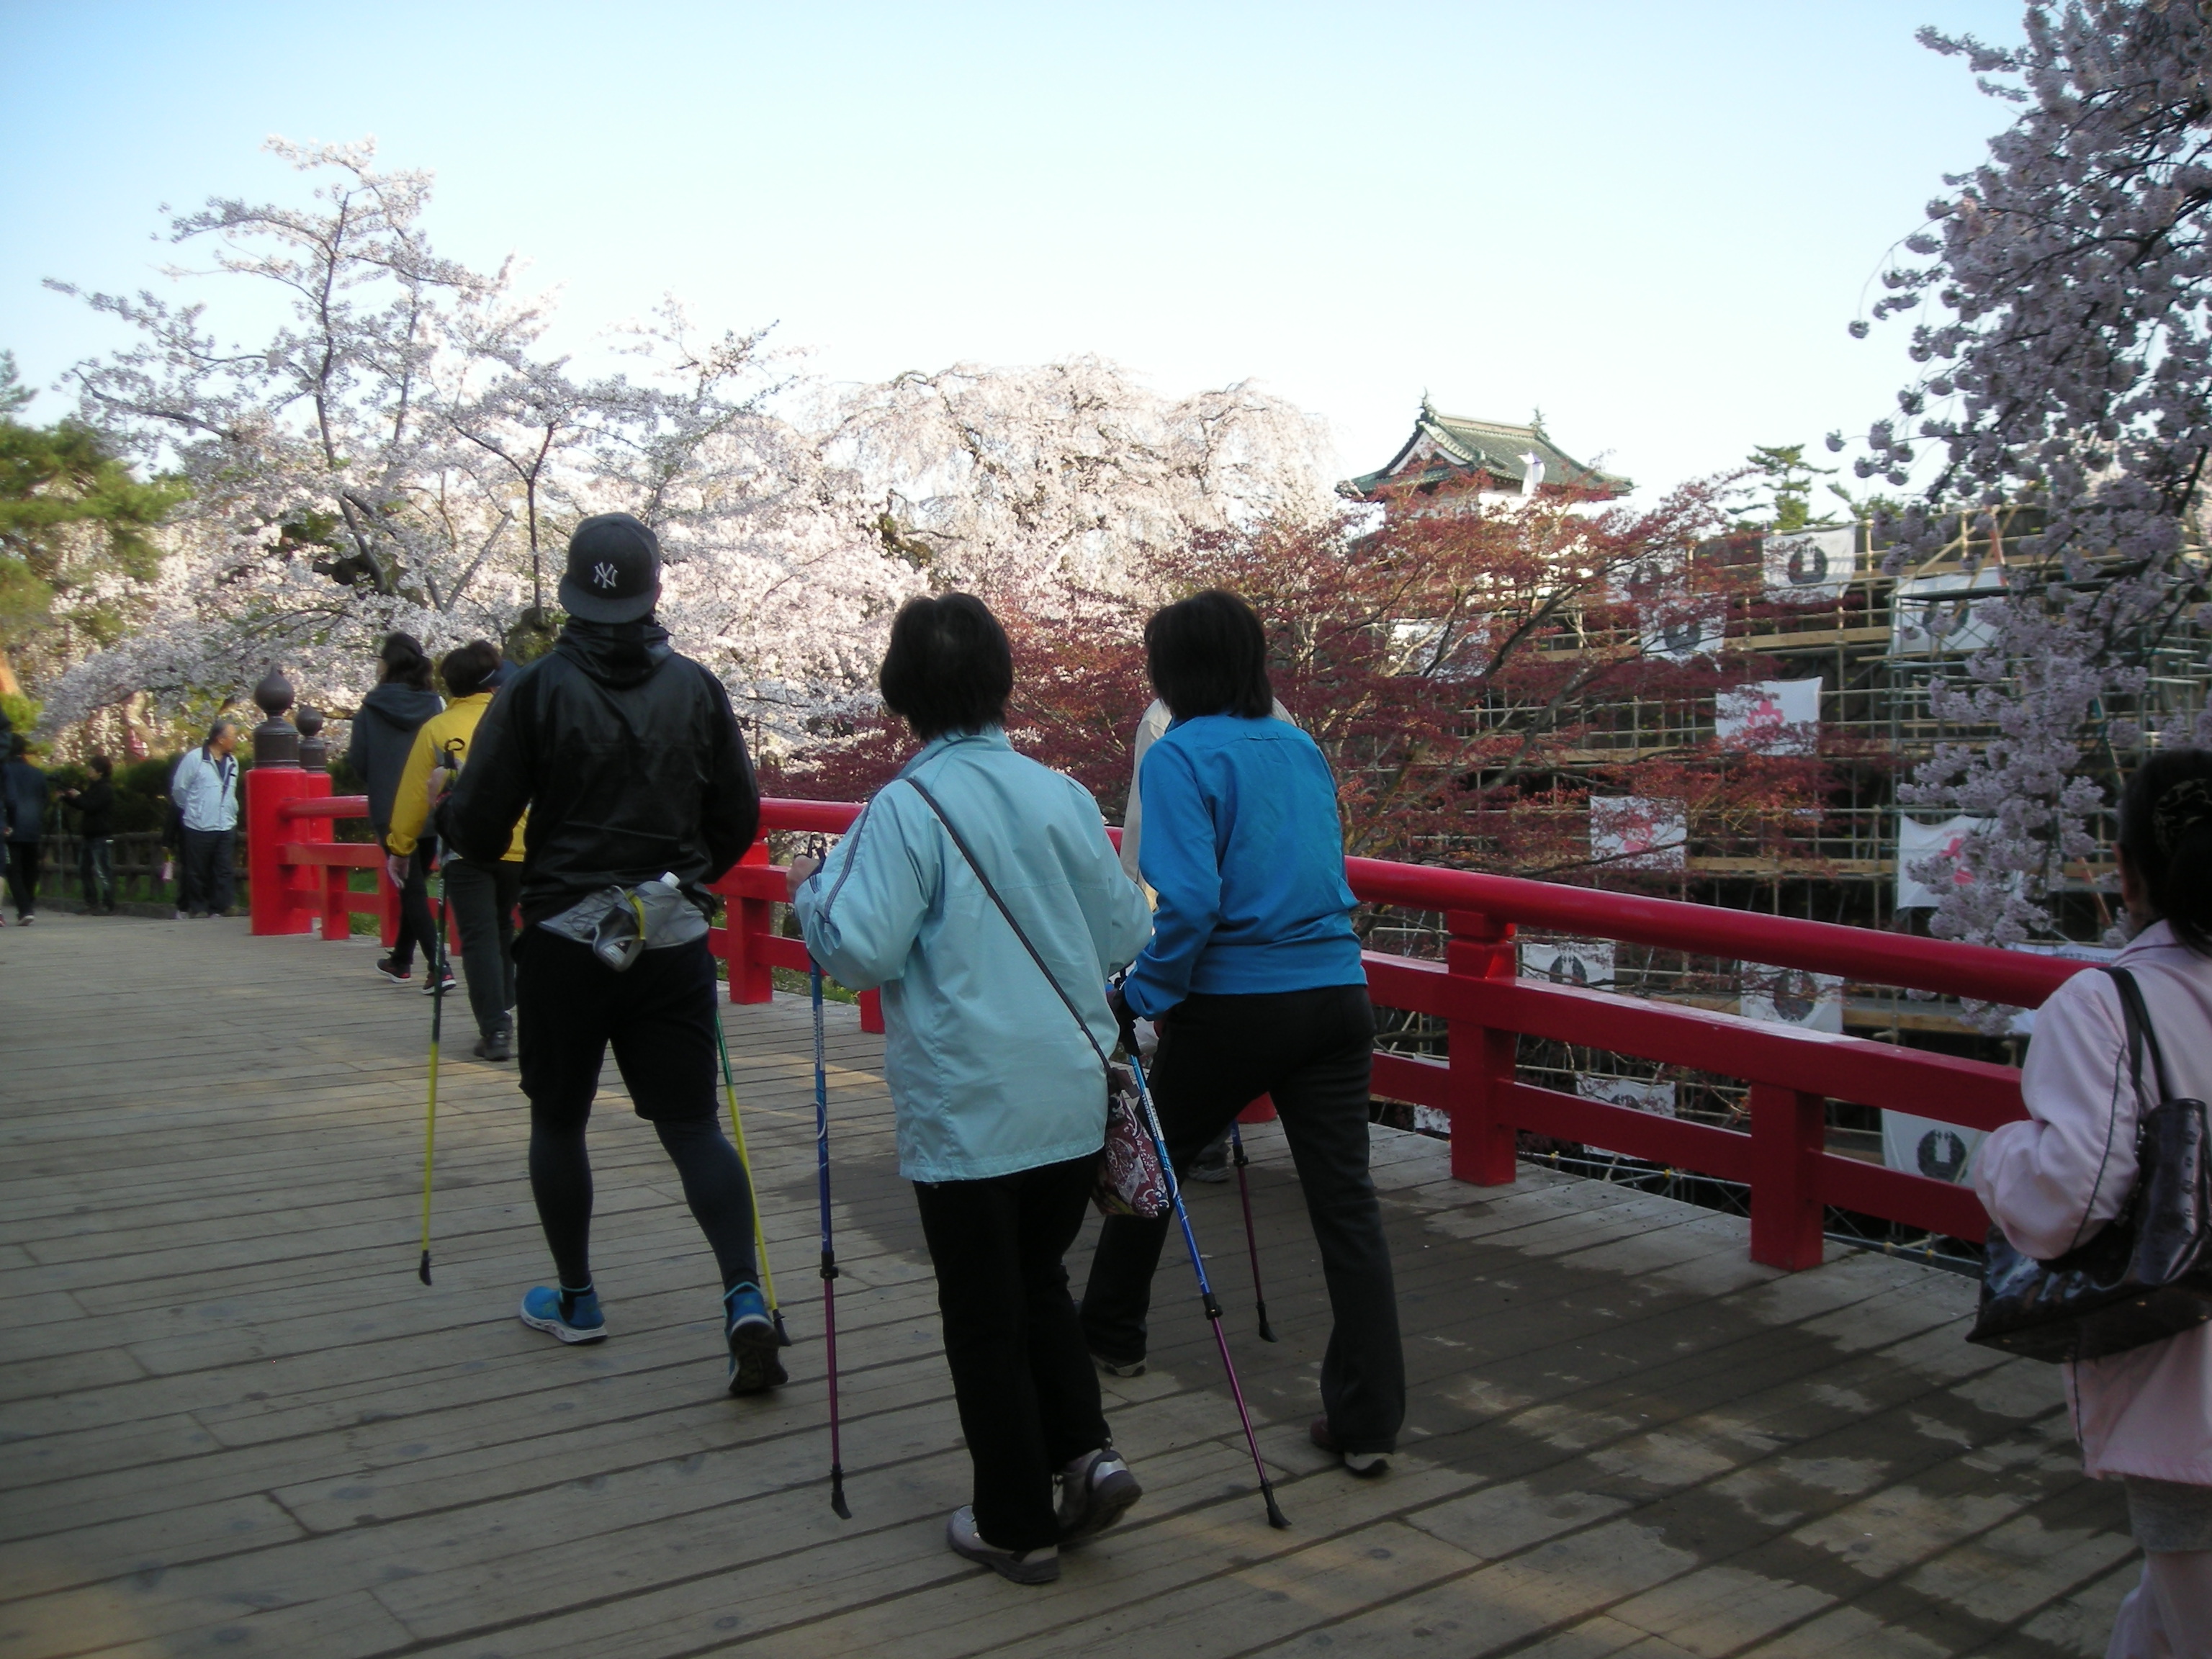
[{"x1": 0, "y1": 912, "x2": 2138, "y2": 1658}]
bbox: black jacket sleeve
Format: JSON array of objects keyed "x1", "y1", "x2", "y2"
[
  {"x1": 442, "y1": 681, "x2": 534, "y2": 864},
  {"x1": 697, "y1": 667, "x2": 761, "y2": 884}
]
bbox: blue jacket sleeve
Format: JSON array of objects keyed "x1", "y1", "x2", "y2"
[
  {"x1": 1121, "y1": 741, "x2": 1220, "y2": 1019},
  {"x1": 793, "y1": 789, "x2": 936, "y2": 991}
]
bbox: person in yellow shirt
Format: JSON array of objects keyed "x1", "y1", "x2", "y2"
[{"x1": 388, "y1": 641, "x2": 526, "y2": 1061}]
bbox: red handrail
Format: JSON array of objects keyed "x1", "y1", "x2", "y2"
[
  {"x1": 1345, "y1": 855, "x2": 2077, "y2": 1006},
  {"x1": 249, "y1": 786, "x2": 2056, "y2": 1272},
  {"x1": 744, "y1": 794, "x2": 2067, "y2": 1270}
]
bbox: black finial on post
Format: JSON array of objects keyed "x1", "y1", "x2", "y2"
[
  {"x1": 252, "y1": 668, "x2": 299, "y2": 769},
  {"x1": 295, "y1": 704, "x2": 327, "y2": 773}
]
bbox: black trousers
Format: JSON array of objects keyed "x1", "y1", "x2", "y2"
[
  {"x1": 179, "y1": 828, "x2": 234, "y2": 917},
  {"x1": 444, "y1": 857, "x2": 519, "y2": 1040},
  {"x1": 915, "y1": 1154, "x2": 1110, "y2": 1551},
  {"x1": 4, "y1": 841, "x2": 37, "y2": 917},
  {"x1": 385, "y1": 837, "x2": 440, "y2": 971},
  {"x1": 515, "y1": 930, "x2": 758, "y2": 1294},
  {"x1": 79, "y1": 837, "x2": 114, "y2": 911},
  {"x1": 1079, "y1": 984, "x2": 1405, "y2": 1455}
]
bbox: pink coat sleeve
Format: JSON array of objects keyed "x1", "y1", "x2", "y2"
[{"x1": 1972, "y1": 968, "x2": 2139, "y2": 1261}]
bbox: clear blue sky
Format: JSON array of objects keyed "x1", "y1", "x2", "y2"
[{"x1": 1, "y1": 0, "x2": 2028, "y2": 499}]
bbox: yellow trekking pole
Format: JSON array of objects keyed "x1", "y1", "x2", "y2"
[
  {"x1": 716, "y1": 1014, "x2": 790, "y2": 1345},
  {"x1": 417, "y1": 738, "x2": 462, "y2": 1286},
  {"x1": 418, "y1": 855, "x2": 452, "y2": 1284}
]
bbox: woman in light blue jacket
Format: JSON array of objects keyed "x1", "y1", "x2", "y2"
[{"x1": 791, "y1": 593, "x2": 1152, "y2": 1587}]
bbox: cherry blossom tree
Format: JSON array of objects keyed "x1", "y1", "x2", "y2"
[
  {"x1": 828, "y1": 359, "x2": 1334, "y2": 606},
  {"x1": 1848, "y1": 1, "x2": 2212, "y2": 946},
  {"x1": 35, "y1": 139, "x2": 912, "y2": 747}
]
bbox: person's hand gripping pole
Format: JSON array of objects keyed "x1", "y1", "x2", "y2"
[{"x1": 804, "y1": 833, "x2": 852, "y2": 1519}]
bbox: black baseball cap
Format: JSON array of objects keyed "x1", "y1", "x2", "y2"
[{"x1": 559, "y1": 513, "x2": 662, "y2": 624}]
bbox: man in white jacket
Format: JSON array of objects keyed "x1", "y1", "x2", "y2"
[{"x1": 169, "y1": 719, "x2": 240, "y2": 919}]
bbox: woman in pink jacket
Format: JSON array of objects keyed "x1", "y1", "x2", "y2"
[{"x1": 1974, "y1": 750, "x2": 2212, "y2": 1657}]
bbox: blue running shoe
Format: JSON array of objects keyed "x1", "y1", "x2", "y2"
[
  {"x1": 724, "y1": 1282, "x2": 786, "y2": 1396},
  {"x1": 519, "y1": 1285, "x2": 608, "y2": 1344}
]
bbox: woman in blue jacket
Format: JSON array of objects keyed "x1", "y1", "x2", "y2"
[
  {"x1": 1081, "y1": 589, "x2": 1405, "y2": 1476},
  {"x1": 791, "y1": 593, "x2": 1153, "y2": 1586}
]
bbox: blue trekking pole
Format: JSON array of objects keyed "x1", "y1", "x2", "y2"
[
  {"x1": 1125, "y1": 1047, "x2": 1290, "y2": 1529},
  {"x1": 806, "y1": 836, "x2": 852, "y2": 1520}
]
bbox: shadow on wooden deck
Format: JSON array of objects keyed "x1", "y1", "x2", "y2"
[{"x1": 0, "y1": 912, "x2": 2138, "y2": 1658}]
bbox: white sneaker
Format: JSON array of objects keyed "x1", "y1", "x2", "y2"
[
  {"x1": 945, "y1": 1505, "x2": 1059, "y2": 1584},
  {"x1": 1056, "y1": 1448, "x2": 1143, "y2": 1545}
]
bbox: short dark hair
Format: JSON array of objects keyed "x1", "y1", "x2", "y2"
[
  {"x1": 379, "y1": 631, "x2": 433, "y2": 691},
  {"x1": 878, "y1": 593, "x2": 1013, "y2": 742},
  {"x1": 2119, "y1": 747, "x2": 2212, "y2": 957},
  {"x1": 440, "y1": 639, "x2": 503, "y2": 699},
  {"x1": 203, "y1": 718, "x2": 237, "y2": 752},
  {"x1": 1144, "y1": 589, "x2": 1272, "y2": 720},
  {"x1": 89, "y1": 754, "x2": 113, "y2": 778}
]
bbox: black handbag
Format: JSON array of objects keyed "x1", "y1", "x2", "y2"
[{"x1": 1968, "y1": 966, "x2": 2212, "y2": 1362}]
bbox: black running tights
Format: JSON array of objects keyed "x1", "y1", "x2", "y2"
[{"x1": 528, "y1": 1113, "x2": 760, "y2": 1294}]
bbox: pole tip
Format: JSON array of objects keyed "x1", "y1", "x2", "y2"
[
  {"x1": 773, "y1": 1309, "x2": 793, "y2": 1348},
  {"x1": 1258, "y1": 1315, "x2": 1279, "y2": 1343},
  {"x1": 830, "y1": 1469, "x2": 852, "y2": 1519},
  {"x1": 1263, "y1": 1487, "x2": 1290, "y2": 1530},
  {"x1": 417, "y1": 1251, "x2": 432, "y2": 1286}
]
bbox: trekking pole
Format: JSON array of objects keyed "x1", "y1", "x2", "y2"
[
  {"x1": 1126, "y1": 1048, "x2": 1290, "y2": 1529},
  {"x1": 417, "y1": 738, "x2": 463, "y2": 1287},
  {"x1": 715, "y1": 1013, "x2": 791, "y2": 1346},
  {"x1": 806, "y1": 837, "x2": 851, "y2": 1519},
  {"x1": 1229, "y1": 1122, "x2": 1277, "y2": 1343}
]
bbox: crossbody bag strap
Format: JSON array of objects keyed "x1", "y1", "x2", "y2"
[
  {"x1": 903, "y1": 775, "x2": 1113, "y2": 1077},
  {"x1": 2105, "y1": 965, "x2": 2177, "y2": 1108}
]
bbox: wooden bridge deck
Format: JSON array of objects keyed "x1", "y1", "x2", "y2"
[{"x1": 0, "y1": 911, "x2": 2141, "y2": 1658}]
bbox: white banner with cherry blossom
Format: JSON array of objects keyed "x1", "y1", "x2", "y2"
[
  {"x1": 1716, "y1": 677, "x2": 1822, "y2": 755},
  {"x1": 1591, "y1": 796, "x2": 1687, "y2": 871}
]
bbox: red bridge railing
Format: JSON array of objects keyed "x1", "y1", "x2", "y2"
[
  {"x1": 252, "y1": 780, "x2": 2085, "y2": 1272},
  {"x1": 724, "y1": 798, "x2": 2085, "y2": 1272}
]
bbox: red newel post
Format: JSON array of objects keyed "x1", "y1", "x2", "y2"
[
  {"x1": 724, "y1": 838, "x2": 775, "y2": 1005},
  {"x1": 246, "y1": 669, "x2": 321, "y2": 937},
  {"x1": 1748, "y1": 1082, "x2": 1827, "y2": 1269},
  {"x1": 1446, "y1": 908, "x2": 1518, "y2": 1185}
]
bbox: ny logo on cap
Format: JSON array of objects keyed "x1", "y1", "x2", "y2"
[{"x1": 592, "y1": 562, "x2": 619, "y2": 590}]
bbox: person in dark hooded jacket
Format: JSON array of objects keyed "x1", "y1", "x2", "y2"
[
  {"x1": 346, "y1": 634, "x2": 446, "y2": 986},
  {"x1": 442, "y1": 512, "x2": 781, "y2": 1395}
]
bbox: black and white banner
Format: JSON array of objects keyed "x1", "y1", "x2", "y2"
[{"x1": 1762, "y1": 526, "x2": 1855, "y2": 602}]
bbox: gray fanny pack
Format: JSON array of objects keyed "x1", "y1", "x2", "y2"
[{"x1": 539, "y1": 872, "x2": 709, "y2": 971}]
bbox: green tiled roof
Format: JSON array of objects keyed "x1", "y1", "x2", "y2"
[{"x1": 1340, "y1": 401, "x2": 1631, "y2": 500}]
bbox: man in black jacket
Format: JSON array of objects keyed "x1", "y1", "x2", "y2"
[
  {"x1": 444, "y1": 513, "x2": 784, "y2": 1395},
  {"x1": 60, "y1": 755, "x2": 118, "y2": 914}
]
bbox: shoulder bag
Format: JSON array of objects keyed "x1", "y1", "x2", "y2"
[
  {"x1": 1968, "y1": 966, "x2": 2212, "y2": 1362},
  {"x1": 904, "y1": 775, "x2": 1169, "y2": 1220}
]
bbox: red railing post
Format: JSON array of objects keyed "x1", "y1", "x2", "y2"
[
  {"x1": 1445, "y1": 909, "x2": 1518, "y2": 1185},
  {"x1": 727, "y1": 838, "x2": 775, "y2": 1006},
  {"x1": 246, "y1": 766, "x2": 322, "y2": 936},
  {"x1": 1748, "y1": 1082, "x2": 1827, "y2": 1269}
]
